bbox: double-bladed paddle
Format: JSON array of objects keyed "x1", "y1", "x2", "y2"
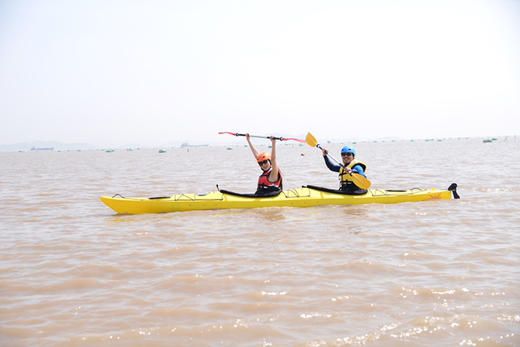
[
  {"x1": 218, "y1": 131, "x2": 305, "y2": 143},
  {"x1": 305, "y1": 132, "x2": 371, "y2": 189}
]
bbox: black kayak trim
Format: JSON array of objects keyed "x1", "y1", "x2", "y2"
[
  {"x1": 306, "y1": 183, "x2": 461, "y2": 199},
  {"x1": 143, "y1": 183, "x2": 460, "y2": 200},
  {"x1": 303, "y1": 185, "x2": 368, "y2": 195},
  {"x1": 217, "y1": 189, "x2": 282, "y2": 198}
]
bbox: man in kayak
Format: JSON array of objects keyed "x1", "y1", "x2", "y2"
[
  {"x1": 322, "y1": 146, "x2": 367, "y2": 195},
  {"x1": 246, "y1": 134, "x2": 283, "y2": 196}
]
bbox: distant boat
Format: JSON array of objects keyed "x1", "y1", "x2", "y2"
[
  {"x1": 31, "y1": 147, "x2": 54, "y2": 151},
  {"x1": 180, "y1": 143, "x2": 209, "y2": 148}
]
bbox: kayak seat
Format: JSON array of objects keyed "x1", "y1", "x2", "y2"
[{"x1": 304, "y1": 185, "x2": 368, "y2": 195}]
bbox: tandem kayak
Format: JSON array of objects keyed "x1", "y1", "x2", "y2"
[{"x1": 100, "y1": 183, "x2": 459, "y2": 215}]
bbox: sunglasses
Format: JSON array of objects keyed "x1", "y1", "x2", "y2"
[
  {"x1": 341, "y1": 153, "x2": 353, "y2": 156},
  {"x1": 258, "y1": 160, "x2": 269, "y2": 166}
]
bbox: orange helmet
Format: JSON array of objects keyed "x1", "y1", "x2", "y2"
[{"x1": 257, "y1": 152, "x2": 271, "y2": 163}]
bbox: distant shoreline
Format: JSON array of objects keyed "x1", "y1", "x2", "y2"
[
  {"x1": 31, "y1": 147, "x2": 54, "y2": 151},
  {"x1": 1, "y1": 135, "x2": 518, "y2": 152}
]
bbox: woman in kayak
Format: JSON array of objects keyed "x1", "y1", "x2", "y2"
[
  {"x1": 322, "y1": 145, "x2": 367, "y2": 195},
  {"x1": 246, "y1": 134, "x2": 283, "y2": 196}
]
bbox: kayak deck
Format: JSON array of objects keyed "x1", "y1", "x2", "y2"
[{"x1": 100, "y1": 184, "x2": 458, "y2": 215}]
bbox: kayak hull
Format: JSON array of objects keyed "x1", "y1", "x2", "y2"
[{"x1": 100, "y1": 185, "x2": 456, "y2": 215}]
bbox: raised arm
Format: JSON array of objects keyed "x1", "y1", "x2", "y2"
[
  {"x1": 246, "y1": 134, "x2": 259, "y2": 160},
  {"x1": 268, "y1": 137, "x2": 279, "y2": 182},
  {"x1": 322, "y1": 148, "x2": 341, "y2": 172}
]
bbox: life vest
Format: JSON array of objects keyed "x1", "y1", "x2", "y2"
[
  {"x1": 339, "y1": 160, "x2": 367, "y2": 187},
  {"x1": 257, "y1": 168, "x2": 283, "y2": 192}
]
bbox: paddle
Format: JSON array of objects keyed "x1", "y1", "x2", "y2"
[
  {"x1": 305, "y1": 132, "x2": 371, "y2": 189},
  {"x1": 219, "y1": 131, "x2": 305, "y2": 143}
]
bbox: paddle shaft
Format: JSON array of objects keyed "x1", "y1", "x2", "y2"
[
  {"x1": 218, "y1": 132, "x2": 304, "y2": 143},
  {"x1": 233, "y1": 133, "x2": 284, "y2": 141},
  {"x1": 317, "y1": 144, "x2": 342, "y2": 167}
]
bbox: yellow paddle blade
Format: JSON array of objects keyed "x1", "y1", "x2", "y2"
[
  {"x1": 305, "y1": 132, "x2": 318, "y2": 147},
  {"x1": 351, "y1": 173, "x2": 371, "y2": 189}
]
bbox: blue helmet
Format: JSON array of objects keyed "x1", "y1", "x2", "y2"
[{"x1": 341, "y1": 146, "x2": 356, "y2": 155}]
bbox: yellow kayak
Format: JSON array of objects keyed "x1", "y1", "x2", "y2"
[{"x1": 100, "y1": 184, "x2": 459, "y2": 215}]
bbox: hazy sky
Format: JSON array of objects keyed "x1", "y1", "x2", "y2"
[{"x1": 1, "y1": 0, "x2": 519, "y2": 146}]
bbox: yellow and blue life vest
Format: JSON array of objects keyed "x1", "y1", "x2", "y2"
[{"x1": 339, "y1": 160, "x2": 367, "y2": 186}]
